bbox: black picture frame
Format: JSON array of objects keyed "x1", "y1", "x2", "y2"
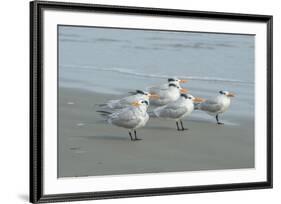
[{"x1": 30, "y1": 1, "x2": 273, "y2": 203}]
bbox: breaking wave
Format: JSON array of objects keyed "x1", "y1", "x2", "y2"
[{"x1": 60, "y1": 64, "x2": 253, "y2": 85}]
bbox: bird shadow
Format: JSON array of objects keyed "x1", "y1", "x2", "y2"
[
  {"x1": 73, "y1": 135, "x2": 130, "y2": 141},
  {"x1": 186, "y1": 118, "x2": 214, "y2": 124},
  {"x1": 84, "y1": 120, "x2": 107, "y2": 125},
  {"x1": 145, "y1": 125, "x2": 176, "y2": 131}
]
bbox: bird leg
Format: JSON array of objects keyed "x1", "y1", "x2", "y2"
[
  {"x1": 180, "y1": 120, "x2": 188, "y2": 131},
  {"x1": 216, "y1": 114, "x2": 224, "y2": 125},
  {"x1": 128, "y1": 131, "x2": 134, "y2": 141},
  {"x1": 176, "y1": 121, "x2": 180, "y2": 131},
  {"x1": 134, "y1": 130, "x2": 142, "y2": 141}
]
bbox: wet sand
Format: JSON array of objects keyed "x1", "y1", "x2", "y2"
[{"x1": 58, "y1": 87, "x2": 255, "y2": 178}]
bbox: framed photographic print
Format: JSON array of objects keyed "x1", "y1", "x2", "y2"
[{"x1": 30, "y1": 1, "x2": 273, "y2": 203}]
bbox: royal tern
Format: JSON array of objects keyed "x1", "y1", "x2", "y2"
[
  {"x1": 97, "y1": 99, "x2": 149, "y2": 141},
  {"x1": 149, "y1": 82, "x2": 188, "y2": 106},
  {"x1": 151, "y1": 94, "x2": 204, "y2": 131},
  {"x1": 98, "y1": 90, "x2": 158, "y2": 109},
  {"x1": 196, "y1": 90, "x2": 235, "y2": 125}
]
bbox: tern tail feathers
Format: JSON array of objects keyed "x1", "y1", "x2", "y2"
[
  {"x1": 96, "y1": 110, "x2": 113, "y2": 118},
  {"x1": 96, "y1": 110, "x2": 112, "y2": 114},
  {"x1": 97, "y1": 103, "x2": 107, "y2": 107}
]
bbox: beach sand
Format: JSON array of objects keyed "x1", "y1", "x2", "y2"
[{"x1": 58, "y1": 87, "x2": 255, "y2": 178}]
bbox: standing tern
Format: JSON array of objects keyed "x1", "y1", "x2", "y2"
[
  {"x1": 149, "y1": 82, "x2": 188, "y2": 106},
  {"x1": 97, "y1": 99, "x2": 149, "y2": 141},
  {"x1": 98, "y1": 90, "x2": 158, "y2": 109},
  {"x1": 196, "y1": 90, "x2": 235, "y2": 125},
  {"x1": 151, "y1": 94, "x2": 204, "y2": 131}
]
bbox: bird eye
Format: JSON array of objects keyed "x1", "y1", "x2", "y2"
[{"x1": 142, "y1": 101, "x2": 149, "y2": 105}]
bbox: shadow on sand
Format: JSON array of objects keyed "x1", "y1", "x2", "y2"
[{"x1": 72, "y1": 135, "x2": 131, "y2": 141}]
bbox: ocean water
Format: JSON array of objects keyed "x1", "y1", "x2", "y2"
[{"x1": 58, "y1": 26, "x2": 255, "y2": 122}]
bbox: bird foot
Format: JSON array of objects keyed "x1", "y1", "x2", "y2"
[
  {"x1": 134, "y1": 138, "x2": 142, "y2": 141},
  {"x1": 217, "y1": 122, "x2": 224, "y2": 125}
]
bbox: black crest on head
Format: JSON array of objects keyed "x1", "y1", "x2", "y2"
[
  {"x1": 180, "y1": 94, "x2": 188, "y2": 99},
  {"x1": 168, "y1": 78, "x2": 176, "y2": 82},
  {"x1": 168, "y1": 83, "x2": 177, "y2": 88},
  {"x1": 136, "y1": 90, "x2": 145, "y2": 95}
]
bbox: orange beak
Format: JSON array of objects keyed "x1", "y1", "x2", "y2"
[
  {"x1": 193, "y1": 97, "x2": 205, "y2": 103},
  {"x1": 227, "y1": 93, "x2": 235, "y2": 97},
  {"x1": 180, "y1": 79, "x2": 188, "y2": 83},
  {"x1": 180, "y1": 88, "x2": 188, "y2": 94},
  {"x1": 131, "y1": 101, "x2": 140, "y2": 107},
  {"x1": 149, "y1": 93, "x2": 160, "y2": 99}
]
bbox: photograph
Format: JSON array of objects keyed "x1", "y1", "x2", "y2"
[
  {"x1": 58, "y1": 25, "x2": 255, "y2": 178},
  {"x1": 30, "y1": 1, "x2": 273, "y2": 203}
]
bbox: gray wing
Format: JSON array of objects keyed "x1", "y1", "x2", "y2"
[
  {"x1": 199, "y1": 99, "x2": 222, "y2": 113},
  {"x1": 117, "y1": 95, "x2": 143, "y2": 105},
  {"x1": 117, "y1": 96, "x2": 133, "y2": 105},
  {"x1": 109, "y1": 108, "x2": 141, "y2": 128},
  {"x1": 105, "y1": 95, "x2": 135, "y2": 109},
  {"x1": 154, "y1": 103, "x2": 187, "y2": 119}
]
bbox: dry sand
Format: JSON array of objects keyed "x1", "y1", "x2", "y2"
[{"x1": 58, "y1": 87, "x2": 254, "y2": 177}]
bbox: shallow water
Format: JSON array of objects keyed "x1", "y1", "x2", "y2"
[{"x1": 58, "y1": 26, "x2": 255, "y2": 121}]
